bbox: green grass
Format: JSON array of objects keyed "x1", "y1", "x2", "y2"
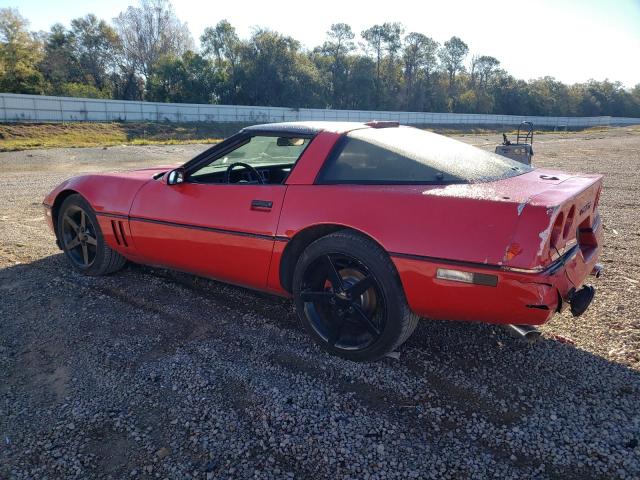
[{"x1": 0, "y1": 122, "x2": 242, "y2": 151}]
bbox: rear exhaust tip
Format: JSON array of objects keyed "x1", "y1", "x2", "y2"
[
  {"x1": 590, "y1": 263, "x2": 603, "y2": 278},
  {"x1": 570, "y1": 285, "x2": 595, "y2": 317},
  {"x1": 503, "y1": 324, "x2": 542, "y2": 344}
]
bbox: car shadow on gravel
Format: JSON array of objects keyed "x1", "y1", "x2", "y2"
[{"x1": 1, "y1": 255, "x2": 639, "y2": 479}]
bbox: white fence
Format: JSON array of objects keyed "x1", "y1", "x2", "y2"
[{"x1": 1, "y1": 92, "x2": 639, "y2": 128}]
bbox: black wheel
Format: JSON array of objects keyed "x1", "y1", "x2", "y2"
[
  {"x1": 57, "y1": 194, "x2": 126, "y2": 276},
  {"x1": 292, "y1": 231, "x2": 419, "y2": 361}
]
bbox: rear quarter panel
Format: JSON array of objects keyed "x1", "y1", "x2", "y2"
[{"x1": 277, "y1": 184, "x2": 521, "y2": 266}]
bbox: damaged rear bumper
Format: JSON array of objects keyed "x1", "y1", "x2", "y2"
[{"x1": 392, "y1": 238, "x2": 602, "y2": 326}]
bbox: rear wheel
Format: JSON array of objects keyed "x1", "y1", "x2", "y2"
[
  {"x1": 292, "y1": 231, "x2": 419, "y2": 361},
  {"x1": 57, "y1": 194, "x2": 126, "y2": 275}
]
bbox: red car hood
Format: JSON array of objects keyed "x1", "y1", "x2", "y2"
[{"x1": 43, "y1": 165, "x2": 178, "y2": 216}]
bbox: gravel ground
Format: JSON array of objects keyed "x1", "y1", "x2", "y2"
[{"x1": 1, "y1": 129, "x2": 639, "y2": 479}]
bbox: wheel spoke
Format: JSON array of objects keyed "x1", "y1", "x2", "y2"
[
  {"x1": 350, "y1": 304, "x2": 381, "y2": 337},
  {"x1": 81, "y1": 244, "x2": 89, "y2": 265},
  {"x1": 300, "y1": 290, "x2": 334, "y2": 303},
  {"x1": 323, "y1": 255, "x2": 344, "y2": 292},
  {"x1": 80, "y1": 210, "x2": 86, "y2": 229},
  {"x1": 85, "y1": 234, "x2": 97, "y2": 246},
  {"x1": 345, "y1": 276, "x2": 374, "y2": 298},
  {"x1": 327, "y1": 317, "x2": 345, "y2": 346},
  {"x1": 301, "y1": 251, "x2": 386, "y2": 352},
  {"x1": 64, "y1": 215, "x2": 80, "y2": 233},
  {"x1": 66, "y1": 237, "x2": 81, "y2": 249}
]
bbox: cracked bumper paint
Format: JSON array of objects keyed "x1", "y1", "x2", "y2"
[{"x1": 393, "y1": 233, "x2": 602, "y2": 326}]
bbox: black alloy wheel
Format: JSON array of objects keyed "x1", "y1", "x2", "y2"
[
  {"x1": 299, "y1": 253, "x2": 386, "y2": 351},
  {"x1": 292, "y1": 231, "x2": 419, "y2": 361},
  {"x1": 60, "y1": 204, "x2": 98, "y2": 268},
  {"x1": 57, "y1": 194, "x2": 127, "y2": 276}
]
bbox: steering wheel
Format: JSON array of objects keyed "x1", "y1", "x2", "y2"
[{"x1": 223, "y1": 162, "x2": 265, "y2": 184}]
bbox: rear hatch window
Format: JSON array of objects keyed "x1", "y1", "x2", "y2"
[{"x1": 318, "y1": 126, "x2": 532, "y2": 184}]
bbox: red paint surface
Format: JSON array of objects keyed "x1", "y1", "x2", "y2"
[
  {"x1": 44, "y1": 126, "x2": 603, "y2": 326},
  {"x1": 393, "y1": 219, "x2": 602, "y2": 324},
  {"x1": 285, "y1": 131, "x2": 341, "y2": 185},
  {"x1": 393, "y1": 256, "x2": 558, "y2": 325},
  {"x1": 128, "y1": 181, "x2": 286, "y2": 291}
]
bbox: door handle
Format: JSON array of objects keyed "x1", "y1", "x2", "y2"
[{"x1": 251, "y1": 199, "x2": 273, "y2": 210}]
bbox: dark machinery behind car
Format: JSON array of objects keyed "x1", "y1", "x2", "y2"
[{"x1": 495, "y1": 121, "x2": 534, "y2": 165}]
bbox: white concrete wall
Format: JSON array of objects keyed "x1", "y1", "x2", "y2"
[{"x1": 1, "y1": 93, "x2": 639, "y2": 128}]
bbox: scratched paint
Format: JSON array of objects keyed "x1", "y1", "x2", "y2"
[
  {"x1": 536, "y1": 207, "x2": 558, "y2": 258},
  {"x1": 517, "y1": 201, "x2": 527, "y2": 216}
]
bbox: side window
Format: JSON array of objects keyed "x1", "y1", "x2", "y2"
[
  {"x1": 317, "y1": 137, "x2": 447, "y2": 184},
  {"x1": 190, "y1": 135, "x2": 309, "y2": 183}
]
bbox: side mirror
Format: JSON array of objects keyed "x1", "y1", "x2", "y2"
[{"x1": 166, "y1": 168, "x2": 185, "y2": 185}]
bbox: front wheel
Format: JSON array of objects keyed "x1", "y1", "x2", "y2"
[
  {"x1": 57, "y1": 194, "x2": 126, "y2": 276},
  {"x1": 292, "y1": 231, "x2": 419, "y2": 361}
]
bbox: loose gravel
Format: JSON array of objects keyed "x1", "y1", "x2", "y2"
[{"x1": 1, "y1": 129, "x2": 639, "y2": 479}]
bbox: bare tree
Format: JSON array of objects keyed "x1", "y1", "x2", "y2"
[{"x1": 113, "y1": 0, "x2": 193, "y2": 80}]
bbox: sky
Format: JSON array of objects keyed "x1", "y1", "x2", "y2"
[{"x1": 3, "y1": 0, "x2": 639, "y2": 87}]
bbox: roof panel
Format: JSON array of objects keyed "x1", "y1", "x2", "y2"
[{"x1": 242, "y1": 121, "x2": 369, "y2": 135}]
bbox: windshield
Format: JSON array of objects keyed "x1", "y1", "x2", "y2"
[
  {"x1": 318, "y1": 126, "x2": 532, "y2": 184},
  {"x1": 189, "y1": 135, "x2": 309, "y2": 180}
]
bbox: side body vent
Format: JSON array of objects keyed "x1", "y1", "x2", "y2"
[{"x1": 110, "y1": 220, "x2": 129, "y2": 247}]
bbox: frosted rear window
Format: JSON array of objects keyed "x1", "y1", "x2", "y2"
[{"x1": 318, "y1": 126, "x2": 532, "y2": 184}]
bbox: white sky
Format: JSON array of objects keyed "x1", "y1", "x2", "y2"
[{"x1": 4, "y1": 0, "x2": 640, "y2": 87}]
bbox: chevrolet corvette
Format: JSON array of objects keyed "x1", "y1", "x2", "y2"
[{"x1": 43, "y1": 121, "x2": 603, "y2": 361}]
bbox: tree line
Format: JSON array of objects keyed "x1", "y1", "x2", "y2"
[{"x1": 1, "y1": 0, "x2": 639, "y2": 118}]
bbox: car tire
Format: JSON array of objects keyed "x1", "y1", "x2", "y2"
[
  {"x1": 57, "y1": 194, "x2": 126, "y2": 276},
  {"x1": 292, "y1": 230, "x2": 419, "y2": 361}
]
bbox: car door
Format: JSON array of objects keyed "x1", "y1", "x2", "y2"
[{"x1": 128, "y1": 134, "x2": 309, "y2": 291}]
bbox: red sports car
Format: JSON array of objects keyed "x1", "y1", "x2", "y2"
[{"x1": 43, "y1": 121, "x2": 603, "y2": 361}]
